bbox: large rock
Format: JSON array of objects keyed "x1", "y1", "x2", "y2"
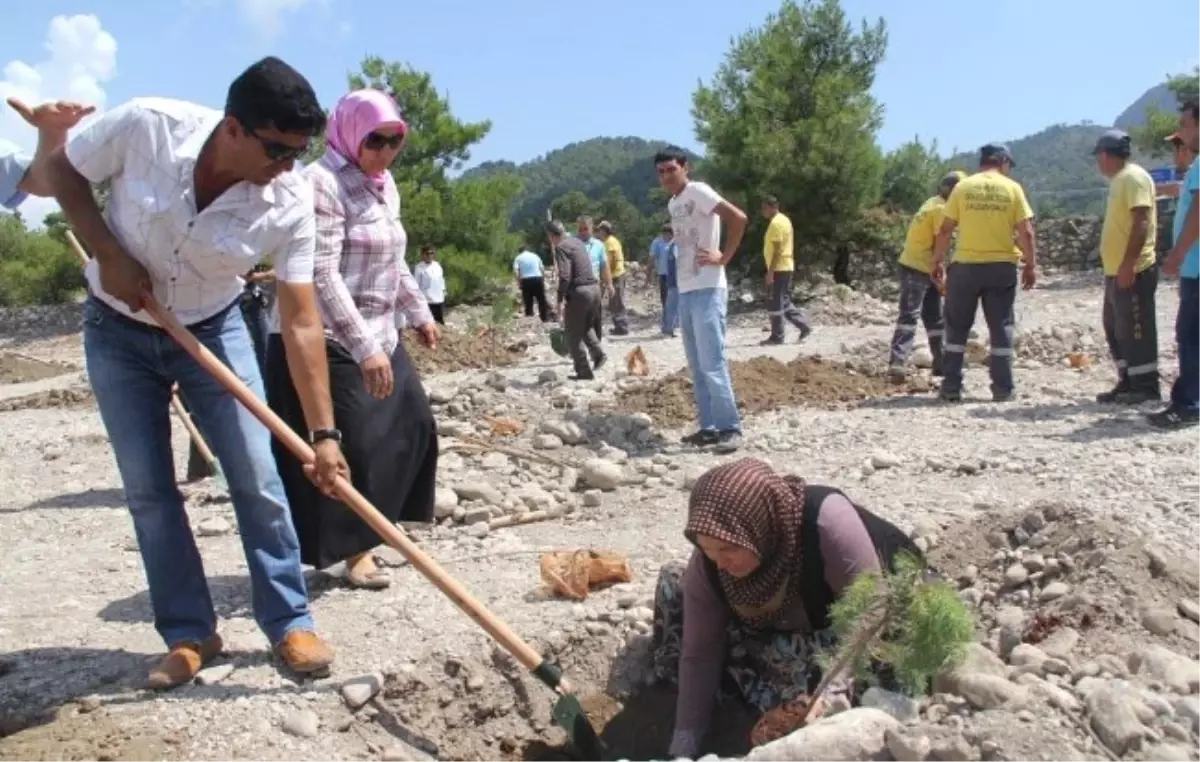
[
  {"x1": 1127, "y1": 644, "x2": 1200, "y2": 694},
  {"x1": 539, "y1": 419, "x2": 587, "y2": 445},
  {"x1": 581, "y1": 458, "x2": 624, "y2": 491},
  {"x1": 1085, "y1": 679, "x2": 1153, "y2": 756},
  {"x1": 745, "y1": 708, "x2": 900, "y2": 761},
  {"x1": 934, "y1": 643, "x2": 1026, "y2": 710},
  {"x1": 453, "y1": 482, "x2": 503, "y2": 505},
  {"x1": 433, "y1": 488, "x2": 458, "y2": 519}
]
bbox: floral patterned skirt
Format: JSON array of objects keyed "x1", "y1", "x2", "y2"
[{"x1": 649, "y1": 559, "x2": 841, "y2": 717}]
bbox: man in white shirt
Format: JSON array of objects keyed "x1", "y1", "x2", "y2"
[
  {"x1": 44, "y1": 57, "x2": 345, "y2": 689},
  {"x1": 655, "y1": 146, "x2": 748, "y2": 454},
  {"x1": 414, "y1": 244, "x2": 446, "y2": 324},
  {"x1": 513, "y1": 247, "x2": 551, "y2": 321}
]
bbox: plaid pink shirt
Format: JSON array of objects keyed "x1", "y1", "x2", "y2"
[{"x1": 307, "y1": 150, "x2": 432, "y2": 363}]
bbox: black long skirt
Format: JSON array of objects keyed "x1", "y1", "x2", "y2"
[{"x1": 264, "y1": 334, "x2": 437, "y2": 569}]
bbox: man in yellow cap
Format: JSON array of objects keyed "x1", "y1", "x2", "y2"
[
  {"x1": 932, "y1": 144, "x2": 1037, "y2": 402},
  {"x1": 887, "y1": 171, "x2": 964, "y2": 381}
]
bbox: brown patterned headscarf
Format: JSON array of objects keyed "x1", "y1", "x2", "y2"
[{"x1": 685, "y1": 458, "x2": 807, "y2": 628}]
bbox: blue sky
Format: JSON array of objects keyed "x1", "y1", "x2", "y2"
[{"x1": 1, "y1": 0, "x2": 1198, "y2": 225}]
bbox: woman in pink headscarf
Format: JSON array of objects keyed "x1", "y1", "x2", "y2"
[{"x1": 265, "y1": 88, "x2": 440, "y2": 590}]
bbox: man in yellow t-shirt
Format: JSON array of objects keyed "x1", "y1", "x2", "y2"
[
  {"x1": 760, "y1": 195, "x2": 811, "y2": 344},
  {"x1": 887, "y1": 171, "x2": 965, "y2": 380},
  {"x1": 596, "y1": 220, "x2": 629, "y2": 335},
  {"x1": 931, "y1": 143, "x2": 1038, "y2": 402},
  {"x1": 1093, "y1": 129, "x2": 1161, "y2": 403}
]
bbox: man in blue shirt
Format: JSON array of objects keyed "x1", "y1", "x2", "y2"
[
  {"x1": 575, "y1": 216, "x2": 611, "y2": 341},
  {"x1": 1151, "y1": 100, "x2": 1200, "y2": 429},
  {"x1": 648, "y1": 223, "x2": 679, "y2": 336},
  {"x1": 513, "y1": 247, "x2": 551, "y2": 322},
  {"x1": 1, "y1": 97, "x2": 95, "y2": 210}
]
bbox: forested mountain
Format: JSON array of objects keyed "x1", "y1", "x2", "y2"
[
  {"x1": 1115, "y1": 83, "x2": 1178, "y2": 131},
  {"x1": 463, "y1": 137, "x2": 700, "y2": 226}
]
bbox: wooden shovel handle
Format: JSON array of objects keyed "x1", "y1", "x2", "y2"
[
  {"x1": 64, "y1": 231, "x2": 547, "y2": 674},
  {"x1": 169, "y1": 391, "x2": 218, "y2": 466}
]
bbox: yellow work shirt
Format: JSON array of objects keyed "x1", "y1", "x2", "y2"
[
  {"x1": 605, "y1": 236, "x2": 626, "y2": 278},
  {"x1": 1099, "y1": 163, "x2": 1158, "y2": 276},
  {"x1": 763, "y1": 212, "x2": 795, "y2": 272},
  {"x1": 897, "y1": 195, "x2": 946, "y2": 274},
  {"x1": 942, "y1": 170, "x2": 1034, "y2": 264}
]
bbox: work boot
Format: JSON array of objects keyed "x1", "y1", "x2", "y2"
[
  {"x1": 147, "y1": 634, "x2": 223, "y2": 690},
  {"x1": 887, "y1": 367, "x2": 907, "y2": 385},
  {"x1": 760, "y1": 336, "x2": 784, "y2": 346},
  {"x1": 1114, "y1": 388, "x2": 1161, "y2": 405},
  {"x1": 1147, "y1": 405, "x2": 1200, "y2": 429},
  {"x1": 938, "y1": 388, "x2": 963, "y2": 403},
  {"x1": 797, "y1": 325, "x2": 812, "y2": 343},
  {"x1": 592, "y1": 352, "x2": 607, "y2": 371},
  {"x1": 275, "y1": 630, "x2": 334, "y2": 676},
  {"x1": 1096, "y1": 380, "x2": 1130, "y2": 403},
  {"x1": 713, "y1": 429, "x2": 743, "y2": 454},
  {"x1": 681, "y1": 429, "x2": 718, "y2": 447}
]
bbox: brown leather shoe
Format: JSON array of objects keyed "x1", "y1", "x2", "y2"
[
  {"x1": 146, "y1": 634, "x2": 223, "y2": 690},
  {"x1": 275, "y1": 630, "x2": 334, "y2": 675}
]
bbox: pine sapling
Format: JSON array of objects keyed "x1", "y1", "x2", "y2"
[{"x1": 798, "y1": 551, "x2": 974, "y2": 725}]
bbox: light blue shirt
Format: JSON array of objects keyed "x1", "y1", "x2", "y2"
[
  {"x1": 651, "y1": 236, "x2": 673, "y2": 274},
  {"x1": 513, "y1": 250, "x2": 544, "y2": 280},
  {"x1": 1176, "y1": 157, "x2": 1199, "y2": 280},
  {"x1": 577, "y1": 236, "x2": 606, "y2": 277},
  {"x1": 0, "y1": 151, "x2": 31, "y2": 210}
]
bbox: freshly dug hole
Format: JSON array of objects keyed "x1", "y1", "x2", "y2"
[{"x1": 516, "y1": 684, "x2": 753, "y2": 761}]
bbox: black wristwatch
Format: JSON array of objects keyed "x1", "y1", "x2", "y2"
[{"x1": 308, "y1": 428, "x2": 342, "y2": 445}]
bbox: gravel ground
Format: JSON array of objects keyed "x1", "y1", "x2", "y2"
[{"x1": 0, "y1": 271, "x2": 1196, "y2": 762}]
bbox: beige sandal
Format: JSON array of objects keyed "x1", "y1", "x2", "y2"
[{"x1": 345, "y1": 555, "x2": 391, "y2": 590}]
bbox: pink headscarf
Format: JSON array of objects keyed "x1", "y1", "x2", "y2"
[{"x1": 325, "y1": 88, "x2": 407, "y2": 189}]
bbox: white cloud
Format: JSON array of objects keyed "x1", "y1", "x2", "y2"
[
  {"x1": 236, "y1": 0, "x2": 312, "y2": 39},
  {"x1": 0, "y1": 14, "x2": 117, "y2": 228}
]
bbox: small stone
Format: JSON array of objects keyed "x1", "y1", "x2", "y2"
[
  {"x1": 861, "y1": 686, "x2": 920, "y2": 723},
  {"x1": 930, "y1": 733, "x2": 975, "y2": 761},
  {"x1": 195, "y1": 663, "x2": 234, "y2": 685},
  {"x1": 341, "y1": 673, "x2": 383, "y2": 709},
  {"x1": 581, "y1": 459, "x2": 623, "y2": 491},
  {"x1": 462, "y1": 507, "x2": 490, "y2": 525},
  {"x1": 433, "y1": 488, "x2": 459, "y2": 519},
  {"x1": 538, "y1": 370, "x2": 559, "y2": 384},
  {"x1": 1039, "y1": 582, "x2": 1070, "y2": 602},
  {"x1": 1141, "y1": 607, "x2": 1178, "y2": 636},
  {"x1": 581, "y1": 490, "x2": 602, "y2": 507},
  {"x1": 454, "y1": 483, "x2": 503, "y2": 505},
  {"x1": 871, "y1": 452, "x2": 902, "y2": 469},
  {"x1": 1178, "y1": 598, "x2": 1199, "y2": 623},
  {"x1": 76, "y1": 696, "x2": 101, "y2": 713},
  {"x1": 196, "y1": 516, "x2": 232, "y2": 537},
  {"x1": 532, "y1": 434, "x2": 563, "y2": 450},
  {"x1": 282, "y1": 709, "x2": 319, "y2": 738},
  {"x1": 467, "y1": 522, "x2": 490, "y2": 539},
  {"x1": 885, "y1": 728, "x2": 931, "y2": 761},
  {"x1": 1003, "y1": 564, "x2": 1029, "y2": 587}
]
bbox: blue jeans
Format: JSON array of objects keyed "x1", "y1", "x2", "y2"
[
  {"x1": 240, "y1": 296, "x2": 270, "y2": 377},
  {"x1": 678, "y1": 287, "x2": 740, "y2": 432},
  {"x1": 83, "y1": 297, "x2": 314, "y2": 647},
  {"x1": 1172, "y1": 278, "x2": 1199, "y2": 412},
  {"x1": 662, "y1": 281, "x2": 679, "y2": 335}
]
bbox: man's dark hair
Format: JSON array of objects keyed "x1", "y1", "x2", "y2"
[
  {"x1": 545, "y1": 220, "x2": 566, "y2": 236},
  {"x1": 660, "y1": 222, "x2": 673, "y2": 233},
  {"x1": 763, "y1": 194, "x2": 779, "y2": 207},
  {"x1": 420, "y1": 244, "x2": 436, "y2": 255},
  {"x1": 226, "y1": 56, "x2": 326, "y2": 136},
  {"x1": 1183, "y1": 100, "x2": 1199, "y2": 121},
  {"x1": 654, "y1": 145, "x2": 689, "y2": 166}
]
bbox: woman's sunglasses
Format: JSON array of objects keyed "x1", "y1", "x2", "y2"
[{"x1": 363, "y1": 131, "x2": 405, "y2": 151}]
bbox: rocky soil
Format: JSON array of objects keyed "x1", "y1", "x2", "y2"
[{"x1": 0, "y1": 270, "x2": 1196, "y2": 762}]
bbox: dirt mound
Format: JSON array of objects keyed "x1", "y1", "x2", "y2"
[
  {"x1": 406, "y1": 328, "x2": 529, "y2": 375},
  {"x1": 617, "y1": 355, "x2": 935, "y2": 428},
  {"x1": 0, "y1": 353, "x2": 75, "y2": 385},
  {"x1": 0, "y1": 387, "x2": 93, "y2": 413}
]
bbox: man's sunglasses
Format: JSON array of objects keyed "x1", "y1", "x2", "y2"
[
  {"x1": 363, "y1": 131, "x2": 405, "y2": 151},
  {"x1": 243, "y1": 125, "x2": 310, "y2": 162}
]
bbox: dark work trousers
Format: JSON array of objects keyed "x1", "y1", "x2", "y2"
[
  {"x1": 659, "y1": 274, "x2": 669, "y2": 308},
  {"x1": 519, "y1": 276, "x2": 550, "y2": 321},
  {"x1": 1103, "y1": 268, "x2": 1160, "y2": 393},
  {"x1": 594, "y1": 290, "x2": 605, "y2": 342},
  {"x1": 767, "y1": 271, "x2": 810, "y2": 340},
  {"x1": 610, "y1": 274, "x2": 629, "y2": 333},
  {"x1": 940, "y1": 262, "x2": 1018, "y2": 397},
  {"x1": 888, "y1": 265, "x2": 944, "y2": 373},
  {"x1": 564, "y1": 285, "x2": 604, "y2": 378},
  {"x1": 428, "y1": 302, "x2": 445, "y2": 324},
  {"x1": 1172, "y1": 278, "x2": 1200, "y2": 412}
]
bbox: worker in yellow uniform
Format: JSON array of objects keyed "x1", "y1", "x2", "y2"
[
  {"x1": 932, "y1": 144, "x2": 1037, "y2": 402},
  {"x1": 597, "y1": 220, "x2": 629, "y2": 335},
  {"x1": 1093, "y1": 129, "x2": 1161, "y2": 404},
  {"x1": 887, "y1": 171, "x2": 965, "y2": 381},
  {"x1": 760, "y1": 195, "x2": 811, "y2": 344}
]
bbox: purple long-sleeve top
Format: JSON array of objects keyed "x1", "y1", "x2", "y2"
[{"x1": 671, "y1": 492, "x2": 882, "y2": 756}]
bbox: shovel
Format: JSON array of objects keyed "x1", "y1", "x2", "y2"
[{"x1": 64, "y1": 232, "x2": 604, "y2": 759}]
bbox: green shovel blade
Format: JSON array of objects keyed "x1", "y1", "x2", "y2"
[{"x1": 551, "y1": 694, "x2": 604, "y2": 760}]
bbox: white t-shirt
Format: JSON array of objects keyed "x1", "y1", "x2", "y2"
[
  {"x1": 414, "y1": 260, "x2": 446, "y2": 304},
  {"x1": 667, "y1": 181, "x2": 726, "y2": 294}
]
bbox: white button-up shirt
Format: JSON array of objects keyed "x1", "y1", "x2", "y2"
[{"x1": 65, "y1": 96, "x2": 316, "y2": 326}]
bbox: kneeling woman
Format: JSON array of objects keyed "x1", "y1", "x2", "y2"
[
  {"x1": 652, "y1": 458, "x2": 886, "y2": 759},
  {"x1": 265, "y1": 88, "x2": 439, "y2": 589}
]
